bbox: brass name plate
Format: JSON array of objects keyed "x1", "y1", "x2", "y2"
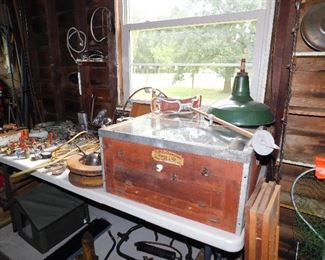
[{"x1": 152, "y1": 149, "x2": 184, "y2": 167}]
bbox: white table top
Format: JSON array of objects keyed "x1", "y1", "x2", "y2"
[{"x1": 0, "y1": 154, "x2": 244, "y2": 252}]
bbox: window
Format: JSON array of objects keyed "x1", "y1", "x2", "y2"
[{"x1": 119, "y1": 0, "x2": 275, "y2": 105}]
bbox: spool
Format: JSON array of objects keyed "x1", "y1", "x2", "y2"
[{"x1": 67, "y1": 154, "x2": 102, "y2": 187}]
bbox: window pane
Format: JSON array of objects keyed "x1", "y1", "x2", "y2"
[
  {"x1": 127, "y1": 0, "x2": 266, "y2": 23},
  {"x1": 129, "y1": 21, "x2": 256, "y2": 105}
]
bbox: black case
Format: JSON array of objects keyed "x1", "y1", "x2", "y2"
[{"x1": 12, "y1": 183, "x2": 89, "y2": 253}]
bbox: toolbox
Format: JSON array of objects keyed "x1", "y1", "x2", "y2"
[
  {"x1": 13, "y1": 183, "x2": 89, "y2": 253},
  {"x1": 99, "y1": 113, "x2": 260, "y2": 234}
]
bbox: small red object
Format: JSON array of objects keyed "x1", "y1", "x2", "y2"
[
  {"x1": 20, "y1": 129, "x2": 29, "y2": 141},
  {"x1": 30, "y1": 138, "x2": 36, "y2": 145},
  {"x1": 48, "y1": 132, "x2": 54, "y2": 144},
  {"x1": 315, "y1": 156, "x2": 325, "y2": 180}
]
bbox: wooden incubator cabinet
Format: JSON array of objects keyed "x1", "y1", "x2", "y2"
[{"x1": 99, "y1": 113, "x2": 260, "y2": 234}]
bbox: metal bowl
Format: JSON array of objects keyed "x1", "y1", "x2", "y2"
[{"x1": 84, "y1": 152, "x2": 101, "y2": 166}]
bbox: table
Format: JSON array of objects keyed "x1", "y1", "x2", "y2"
[{"x1": 0, "y1": 154, "x2": 246, "y2": 253}]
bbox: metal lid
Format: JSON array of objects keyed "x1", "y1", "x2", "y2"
[{"x1": 300, "y1": 3, "x2": 325, "y2": 51}]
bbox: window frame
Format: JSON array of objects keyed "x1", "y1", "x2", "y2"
[{"x1": 119, "y1": 0, "x2": 276, "y2": 104}]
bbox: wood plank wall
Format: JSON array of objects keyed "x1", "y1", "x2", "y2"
[
  {"x1": 22, "y1": 0, "x2": 117, "y2": 122},
  {"x1": 274, "y1": 0, "x2": 325, "y2": 258}
]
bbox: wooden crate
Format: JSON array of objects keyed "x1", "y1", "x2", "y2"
[
  {"x1": 245, "y1": 181, "x2": 281, "y2": 260},
  {"x1": 100, "y1": 114, "x2": 260, "y2": 234}
]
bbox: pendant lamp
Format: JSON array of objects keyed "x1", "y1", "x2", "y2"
[{"x1": 207, "y1": 59, "x2": 274, "y2": 127}]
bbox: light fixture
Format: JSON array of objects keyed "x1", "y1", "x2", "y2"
[{"x1": 207, "y1": 59, "x2": 274, "y2": 127}]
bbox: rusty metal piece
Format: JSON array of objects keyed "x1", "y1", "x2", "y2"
[{"x1": 300, "y1": 3, "x2": 325, "y2": 51}]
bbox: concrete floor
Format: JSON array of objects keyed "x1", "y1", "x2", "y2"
[{"x1": 0, "y1": 202, "x2": 202, "y2": 260}]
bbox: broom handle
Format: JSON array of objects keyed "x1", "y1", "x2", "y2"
[{"x1": 190, "y1": 107, "x2": 254, "y2": 139}]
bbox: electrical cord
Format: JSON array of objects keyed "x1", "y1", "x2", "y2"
[
  {"x1": 116, "y1": 224, "x2": 187, "y2": 260},
  {"x1": 90, "y1": 6, "x2": 112, "y2": 43},
  {"x1": 121, "y1": 87, "x2": 167, "y2": 117},
  {"x1": 154, "y1": 230, "x2": 159, "y2": 241},
  {"x1": 104, "y1": 230, "x2": 116, "y2": 260},
  {"x1": 66, "y1": 27, "x2": 87, "y2": 62},
  {"x1": 66, "y1": 15, "x2": 109, "y2": 63},
  {"x1": 170, "y1": 238, "x2": 193, "y2": 260},
  {"x1": 135, "y1": 241, "x2": 182, "y2": 260},
  {"x1": 67, "y1": 6, "x2": 112, "y2": 63},
  {"x1": 291, "y1": 168, "x2": 325, "y2": 243},
  {"x1": 116, "y1": 224, "x2": 143, "y2": 260}
]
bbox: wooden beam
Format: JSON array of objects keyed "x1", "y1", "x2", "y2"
[
  {"x1": 264, "y1": 0, "x2": 297, "y2": 147},
  {"x1": 73, "y1": 0, "x2": 89, "y2": 112},
  {"x1": 44, "y1": 0, "x2": 63, "y2": 119}
]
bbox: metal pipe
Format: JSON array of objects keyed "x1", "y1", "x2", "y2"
[{"x1": 278, "y1": 159, "x2": 314, "y2": 168}]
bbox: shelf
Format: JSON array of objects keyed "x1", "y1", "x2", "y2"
[
  {"x1": 294, "y1": 51, "x2": 325, "y2": 57},
  {"x1": 76, "y1": 58, "x2": 107, "y2": 65},
  {"x1": 288, "y1": 106, "x2": 325, "y2": 117}
]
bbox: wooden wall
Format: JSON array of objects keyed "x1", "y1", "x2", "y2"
[
  {"x1": 19, "y1": 0, "x2": 117, "y2": 122},
  {"x1": 272, "y1": 0, "x2": 325, "y2": 258}
]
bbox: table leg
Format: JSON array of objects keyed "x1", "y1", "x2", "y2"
[
  {"x1": 2, "y1": 164, "x2": 17, "y2": 232},
  {"x1": 204, "y1": 245, "x2": 213, "y2": 260}
]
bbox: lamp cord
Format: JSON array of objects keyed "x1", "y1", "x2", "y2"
[
  {"x1": 290, "y1": 168, "x2": 325, "y2": 243},
  {"x1": 90, "y1": 7, "x2": 112, "y2": 43},
  {"x1": 66, "y1": 27, "x2": 87, "y2": 63}
]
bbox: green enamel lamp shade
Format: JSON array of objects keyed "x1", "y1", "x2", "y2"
[{"x1": 208, "y1": 61, "x2": 274, "y2": 127}]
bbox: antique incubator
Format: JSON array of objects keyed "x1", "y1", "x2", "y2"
[{"x1": 99, "y1": 113, "x2": 260, "y2": 234}]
